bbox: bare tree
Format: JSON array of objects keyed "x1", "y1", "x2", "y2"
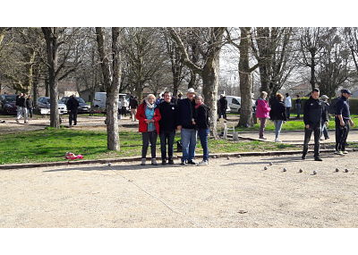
[
  {"x1": 344, "y1": 27, "x2": 358, "y2": 72},
  {"x1": 169, "y1": 27, "x2": 225, "y2": 137},
  {"x1": 95, "y1": 27, "x2": 122, "y2": 151}
]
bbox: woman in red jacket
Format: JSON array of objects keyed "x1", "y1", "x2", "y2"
[{"x1": 136, "y1": 94, "x2": 162, "y2": 165}]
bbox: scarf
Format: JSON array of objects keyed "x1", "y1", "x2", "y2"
[
  {"x1": 145, "y1": 99, "x2": 155, "y2": 109},
  {"x1": 195, "y1": 101, "x2": 204, "y2": 109}
]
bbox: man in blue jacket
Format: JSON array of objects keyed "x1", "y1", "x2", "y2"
[
  {"x1": 302, "y1": 88, "x2": 327, "y2": 161},
  {"x1": 335, "y1": 89, "x2": 354, "y2": 155},
  {"x1": 177, "y1": 88, "x2": 197, "y2": 165}
]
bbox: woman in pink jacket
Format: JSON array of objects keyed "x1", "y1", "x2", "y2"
[{"x1": 256, "y1": 91, "x2": 271, "y2": 140}]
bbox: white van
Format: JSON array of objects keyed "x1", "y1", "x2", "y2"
[
  {"x1": 92, "y1": 92, "x2": 128, "y2": 112},
  {"x1": 225, "y1": 96, "x2": 241, "y2": 113}
]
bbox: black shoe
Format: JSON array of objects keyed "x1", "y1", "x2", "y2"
[
  {"x1": 180, "y1": 161, "x2": 187, "y2": 166},
  {"x1": 162, "y1": 160, "x2": 167, "y2": 165},
  {"x1": 168, "y1": 159, "x2": 174, "y2": 165},
  {"x1": 187, "y1": 160, "x2": 196, "y2": 165},
  {"x1": 302, "y1": 155, "x2": 306, "y2": 160},
  {"x1": 314, "y1": 157, "x2": 322, "y2": 161}
]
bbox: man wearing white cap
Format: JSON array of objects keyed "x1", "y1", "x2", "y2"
[{"x1": 177, "y1": 88, "x2": 197, "y2": 165}]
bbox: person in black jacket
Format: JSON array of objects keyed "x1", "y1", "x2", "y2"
[
  {"x1": 302, "y1": 88, "x2": 328, "y2": 161},
  {"x1": 269, "y1": 93, "x2": 287, "y2": 142},
  {"x1": 335, "y1": 89, "x2": 354, "y2": 155},
  {"x1": 129, "y1": 96, "x2": 139, "y2": 122},
  {"x1": 66, "y1": 95, "x2": 79, "y2": 127},
  {"x1": 177, "y1": 88, "x2": 197, "y2": 165},
  {"x1": 26, "y1": 94, "x2": 34, "y2": 119},
  {"x1": 158, "y1": 91, "x2": 177, "y2": 165},
  {"x1": 194, "y1": 95, "x2": 210, "y2": 166},
  {"x1": 218, "y1": 94, "x2": 228, "y2": 120}
]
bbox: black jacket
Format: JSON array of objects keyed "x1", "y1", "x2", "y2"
[
  {"x1": 270, "y1": 100, "x2": 286, "y2": 121},
  {"x1": 16, "y1": 95, "x2": 26, "y2": 107},
  {"x1": 158, "y1": 101, "x2": 178, "y2": 132},
  {"x1": 26, "y1": 98, "x2": 33, "y2": 109},
  {"x1": 66, "y1": 97, "x2": 79, "y2": 111},
  {"x1": 219, "y1": 97, "x2": 228, "y2": 110},
  {"x1": 303, "y1": 96, "x2": 327, "y2": 126},
  {"x1": 335, "y1": 96, "x2": 350, "y2": 120},
  {"x1": 129, "y1": 98, "x2": 138, "y2": 109},
  {"x1": 177, "y1": 98, "x2": 196, "y2": 129},
  {"x1": 194, "y1": 104, "x2": 210, "y2": 129}
]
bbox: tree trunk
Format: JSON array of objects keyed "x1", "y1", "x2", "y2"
[
  {"x1": 310, "y1": 55, "x2": 315, "y2": 90},
  {"x1": 238, "y1": 27, "x2": 253, "y2": 127},
  {"x1": 202, "y1": 56, "x2": 219, "y2": 138}
]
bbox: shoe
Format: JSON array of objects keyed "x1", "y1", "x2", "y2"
[
  {"x1": 168, "y1": 159, "x2": 174, "y2": 165},
  {"x1": 274, "y1": 138, "x2": 282, "y2": 142},
  {"x1": 302, "y1": 155, "x2": 306, "y2": 160},
  {"x1": 151, "y1": 158, "x2": 158, "y2": 165},
  {"x1": 259, "y1": 137, "x2": 267, "y2": 140},
  {"x1": 334, "y1": 151, "x2": 344, "y2": 156},
  {"x1": 187, "y1": 160, "x2": 196, "y2": 165},
  {"x1": 320, "y1": 138, "x2": 324, "y2": 141},
  {"x1": 162, "y1": 160, "x2": 167, "y2": 165},
  {"x1": 343, "y1": 151, "x2": 349, "y2": 154},
  {"x1": 140, "y1": 158, "x2": 146, "y2": 166},
  {"x1": 314, "y1": 157, "x2": 323, "y2": 161},
  {"x1": 16, "y1": 119, "x2": 19, "y2": 123},
  {"x1": 325, "y1": 137, "x2": 330, "y2": 140},
  {"x1": 197, "y1": 160, "x2": 209, "y2": 166},
  {"x1": 180, "y1": 161, "x2": 187, "y2": 166}
]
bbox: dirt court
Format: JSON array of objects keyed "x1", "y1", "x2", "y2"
[{"x1": 1, "y1": 151, "x2": 358, "y2": 228}]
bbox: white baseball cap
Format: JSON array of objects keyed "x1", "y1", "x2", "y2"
[{"x1": 187, "y1": 88, "x2": 195, "y2": 94}]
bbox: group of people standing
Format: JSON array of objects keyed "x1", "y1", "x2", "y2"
[
  {"x1": 135, "y1": 88, "x2": 210, "y2": 166},
  {"x1": 15, "y1": 93, "x2": 34, "y2": 124},
  {"x1": 256, "y1": 88, "x2": 354, "y2": 161}
]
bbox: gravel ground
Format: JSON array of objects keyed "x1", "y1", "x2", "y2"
[{"x1": 1, "y1": 152, "x2": 358, "y2": 228}]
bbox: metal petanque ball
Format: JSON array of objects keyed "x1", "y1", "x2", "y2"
[
  {"x1": 312, "y1": 170, "x2": 317, "y2": 175},
  {"x1": 335, "y1": 168, "x2": 339, "y2": 172},
  {"x1": 269, "y1": 162, "x2": 273, "y2": 166},
  {"x1": 283, "y1": 168, "x2": 287, "y2": 172},
  {"x1": 298, "y1": 169, "x2": 303, "y2": 173},
  {"x1": 264, "y1": 166, "x2": 268, "y2": 170},
  {"x1": 108, "y1": 163, "x2": 112, "y2": 167},
  {"x1": 345, "y1": 169, "x2": 349, "y2": 173}
]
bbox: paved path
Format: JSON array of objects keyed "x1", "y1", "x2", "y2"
[{"x1": 1, "y1": 152, "x2": 358, "y2": 227}]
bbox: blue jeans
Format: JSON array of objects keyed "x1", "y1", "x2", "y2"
[
  {"x1": 181, "y1": 128, "x2": 197, "y2": 162},
  {"x1": 274, "y1": 120, "x2": 283, "y2": 139},
  {"x1": 198, "y1": 128, "x2": 210, "y2": 161}
]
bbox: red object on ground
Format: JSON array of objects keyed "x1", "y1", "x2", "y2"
[{"x1": 65, "y1": 152, "x2": 84, "y2": 160}]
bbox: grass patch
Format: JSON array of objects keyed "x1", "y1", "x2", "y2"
[{"x1": 0, "y1": 129, "x2": 300, "y2": 165}]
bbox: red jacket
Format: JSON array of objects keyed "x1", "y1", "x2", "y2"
[{"x1": 136, "y1": 102, "x2": 161, "y2": 133}]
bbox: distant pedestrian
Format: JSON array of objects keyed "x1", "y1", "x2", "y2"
[
  {"x1": 177, "y1": 88, "x2": 197, "y2": 165},
  {"x1": 136, "y1": 94, "x2": 162, "y2": 166},
  {"x1": 218, "y1": 94, "x2": 228, "y2": 120},
  {"x1": 295, "y1": 95, "x2": 302, "y2": 119},
  {"x1": 269, "y1": 93, "x2": 287, "y2": 142},
  {"x1": 320, "y1": 95, "x2": 330, "y2": 140},
  {"x1": 15, "y1": 93, "x2": 28, "y2": 123},
  {"x1": 256, "y1": 91, "x2": 271, "y2": 140},
  {"x1": 335, "y1": 89, "x2": 354, "y2": 155},
  {"x1": 158, "y1": 91, "x2": 177, "y2": 165},
  {"x1": 66, "y1": 95, "x2": 79, "y2": 127},
  {"x1": 129, "y1": 96, "x2": 138, "y2": 122},
  {"x1": 194, "y1": 95, "x2": 210, "y2": 166},
  {"x1": 302, "y1": 88, "x2": 327, "y2": 161},
  {"x1": 122, "y1": 98, "x2": 128, "y2": 117},
  {"x1": 26, "y1": 94, "x2": 34, "y2": 119},
  {"x1": 284, "y1": 93, "x2": 292, "y2": 120}
]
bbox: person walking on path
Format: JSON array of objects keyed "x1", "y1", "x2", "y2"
[
  {"x1": 15, "y1": 93, "x2": 28, "y2": 123},
  {"x1": 177, "y1": 88, "x2": 197, "y2": 165},
  {"x1": 302, "y1": 88, "x2": 327, "y2": 161},
  {"x1": 295, "y1": 95, "x2": 302, "y2": 119},
  {"x1": 218, "y1": 94, "x2": 228, "y2": 120},
  {"x1": 256, "y1": 91, "x2": 271, "y2": 140},
  {"x1": 284, "y1": 93, "x2": 292, "y2": 120},
  {"x1": 269, "y1": 93, "x2": 287, "y2": 142},
  {"x1": 320, "y1": 95, "x2": 330, "y2": 140},
  {"x1": 158, "y1": 91, "x2": 177, "y2": 165},
  {"x1": 66, "y1": 95, "x2": 79, "y2": 127},
  {"x1": 129, "y1": 96, "x2": 138, "y2": 122},
  {"x1": 193, "y1": 95, "x2": 211, "y2": 166},
  {"x1": 335, "y1": 89, "x2": 354, "y2": 155},
  {"x1": 136, "y1": 94, "x2": 162, "y2": 166},
  {"x1": 26, "y1": 94, "x2": 34, "y2": 119}
]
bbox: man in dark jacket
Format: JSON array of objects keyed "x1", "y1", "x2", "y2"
[
  {"x1": 335, "y1": 89, "x2": 354, "y2": 155},
  {"x1": 158, "y1": 91, "x2": 178, "y2": 165},
  {"x1": 218, "y1": 94, "x2": 228, "y2": 120},
  {"x1": 302, "y1": 88, "x2": 328, "y2": 161},
  {"x1": 66, "y1": 95, "x2": 79, "y2": 127},
  {"x1": 177, "y1": 88, "x2": 197, "y2": 165},
  {"x1": 129, "y1": 96, "x2": 139, "y2": 122}
]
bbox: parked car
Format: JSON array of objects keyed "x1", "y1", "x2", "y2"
[
  {"x1": 0, "y1": 94, "x2": 17, "y2": 115},
  {"x1": 60, "y1": 97, "x2": 91, "y2": 113},
  {"x1": 36, "y1": 97, "x2": 67, "y2": 114},
  {"x1": 225, "y1": 95, "x2": 256, "y2": 113},
  {"x1": 92, "y1": 92, "x2": 129, "y2": 112}
]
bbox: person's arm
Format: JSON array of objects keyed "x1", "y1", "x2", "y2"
[{"x1": 303, "y1": 100, "x2": 310, "y2": 128}]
